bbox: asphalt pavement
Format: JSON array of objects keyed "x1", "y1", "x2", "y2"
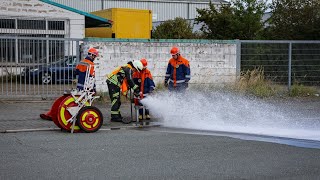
[
  {"x1": 1, "y1": 130, "x2": 320, "y2": 179},
  {"x1": 0, "y1": 99, "x2": 150, "y2": 133},
  {"x1": 1, "y1": 98, "x2": 320, "y2": 179}
]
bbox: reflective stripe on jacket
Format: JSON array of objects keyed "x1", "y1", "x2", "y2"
[
  {"x1": 106, "y1": 64, "x2": 138, "y2": 95},
  {"x1": 165, "y1": 56, "x2": 190, "y2": 87},
  {"x1": 75, "y1": 57, "x2": 94, "y2": 90}
]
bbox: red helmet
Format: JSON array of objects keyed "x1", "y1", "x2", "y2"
[
  {"x1": 140, "y1": 58, "x2": 148, "y2": 67},
  {"x1": 88, "y1": 48, "x2": 99, "y2": 57},
  {"x1": 170, "y1": 46, "x2": 180, "y2": 55}
]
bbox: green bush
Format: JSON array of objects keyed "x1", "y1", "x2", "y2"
[{"x1": 152, "y1": 17, "x2": 199, "y2": 39}]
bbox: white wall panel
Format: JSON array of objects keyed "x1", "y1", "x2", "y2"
[
  {"x1": 52, "y1": 0, "x2": 102, "y2": 12},
  {"x1": 188, "y1": 3, "x2": 211, "y2": 19}
]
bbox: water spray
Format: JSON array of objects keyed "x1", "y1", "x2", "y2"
[{"x1": 141, "y1": 90, "x2": 320, "y2": 141}]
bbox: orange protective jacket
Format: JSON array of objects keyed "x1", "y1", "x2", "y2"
[
  {"x1": 75, "y1": 57, "x2": 95, "y2": 90},
  {"x1": 133, "y1": 68, "x2": 155, "y2": 98},
  {"x1": 165, "y1": 56, "x2": 191, "y2": 87}
]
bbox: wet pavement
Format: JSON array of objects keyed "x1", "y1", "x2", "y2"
[
  {"x1": 0, "y1": 99, "x2": 155, "y2": 133},
  {"x1": 1, "y1": 96, "x2": 320, "y2": 150},
  {"x1": 1, "y1": 97, "x2": 320, "y2": 179}
]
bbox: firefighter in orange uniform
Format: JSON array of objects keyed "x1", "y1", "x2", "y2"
[
  {"x1": 40, "y1": 48, "x2": 99, "y2": 120},
  {"x1": 75, "y1": 48, "x2": 98, "y2": 91},
  {"x1": 164, "y1": 46, "x2": 191, "y2": 92},
  {"x1": 133, "y1": 58, "x2": 155, "y2": 120}
]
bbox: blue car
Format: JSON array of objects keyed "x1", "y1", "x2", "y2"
[{"x1": 21, "y1": 56, "x2": 78, "y2": 84}]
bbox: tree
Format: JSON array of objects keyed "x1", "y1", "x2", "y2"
[
  {"x1": 195, "y1": 0, "x2": 267, "y2": 40},
  {"x1": 266, "y1": 0, "x2": 320, "y2": 40},
  {"x1": 152, "y1": 17, "x2": 198, "y2": 39}
]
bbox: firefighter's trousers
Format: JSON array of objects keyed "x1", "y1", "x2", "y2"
[{"x1": 107, "y1": 80, "x2": 122, "y2": 119}]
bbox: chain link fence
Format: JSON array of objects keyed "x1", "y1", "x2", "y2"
[{"x1": 241, "y1": 40, "x2": 320, "y2": 89}]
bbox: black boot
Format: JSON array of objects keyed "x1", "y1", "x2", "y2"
[
  {"x1": 111, "y1": 115, "x2": 123, "y2": 122},
  {"x1": 145, "y1": 109, "x2": 150, "y2": 120}
]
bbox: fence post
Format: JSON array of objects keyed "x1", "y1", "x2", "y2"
[
  {"x1": 236, "y1": 39, "x2": 241, "y2": 78},
  {"x1": 76, "y1": 40, "x2": 80, "y2": 62},
  {"x1": 15, "y1": 37, "x2": 18, "y2": 63},
  {"x1": 46, "y1": 36, "x2": 49, "y2": 64},
  {"x1": 288, "y1": 42, "x2": 292, "y2": 91}
]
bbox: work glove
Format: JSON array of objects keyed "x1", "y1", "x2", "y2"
[
  {"x1": 133, "y1": 89, "x2": 140, "y2": 97},
  {"x1": 164, "y1": 81, "x2": 168, "y2": 87}
]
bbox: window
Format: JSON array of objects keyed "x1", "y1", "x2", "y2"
[
  {"x1": 0, "y1": 19, "x2": 15, "y2": 29},
  {"x1": 48, "y1": 21, "x2": 65, "y2": 30},
  {"x1": 17, "y1": 19, "x2": 46, "y2": 30}
]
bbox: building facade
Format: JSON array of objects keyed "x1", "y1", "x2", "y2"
[
  {"x1": 0, "y1": 0, "x2": 86, "y2": 63},
  {"x1": 0, "y1": 0, "x2": 85, "y2": 39},
  {"x1": 50, "y1": 0, "x2": 228, "y2": 22}
]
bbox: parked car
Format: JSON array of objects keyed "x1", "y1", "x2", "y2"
[{"x1": 21, "y1": 56, "x2": 78, "y2": 84}]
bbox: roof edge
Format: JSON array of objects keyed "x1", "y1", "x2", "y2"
[{"x1": 39, "y1": 0, "x2": 113, "y2": 26}]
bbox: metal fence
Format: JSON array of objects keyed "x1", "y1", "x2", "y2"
[
  {"x1": 0, "y1": 37, "x2": 319, "y2": 100},
  {"x1": 0, "y1": 36, "x2": 82, "y2": 100},
  {"x1": 241, "y1": 40, "x2": 320, "y2": 89}
]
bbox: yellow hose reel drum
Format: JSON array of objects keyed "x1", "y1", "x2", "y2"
[
  {"x1": 56, "y1": 95, "x2": 103, "y2": 133},
  {"x1": 57, "y1": 95, "x2": 84, "y2": 132}
]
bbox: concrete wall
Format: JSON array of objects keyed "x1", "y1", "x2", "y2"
[{"x1": 83, "y1": 39, "x2": 238, "y2": 92}]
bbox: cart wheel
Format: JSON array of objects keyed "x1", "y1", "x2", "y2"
[
  {"x1": 76, "y1": 106, "x2": 103, "y2": 133},
  {"x1": 57, "y1": 95, "x2": 89, "y2": 132},
  {"x1": 50, "y1": 95, "x2": 70, "y2": 129}
]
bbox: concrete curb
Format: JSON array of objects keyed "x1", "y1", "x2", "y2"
[
  {"x1": 101, "y1": 123, "x2": 161, "y2": 131},
  {"x1": 1, "y1": 124, "x2": 161, "y2": 133},
  {"x1": 2, "y1": 128, "x2": 61, "y2": 133}
]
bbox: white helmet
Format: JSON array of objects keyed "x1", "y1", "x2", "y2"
[{"x1": 132, "y1": 60, "x2": 143, "y2": 72}]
